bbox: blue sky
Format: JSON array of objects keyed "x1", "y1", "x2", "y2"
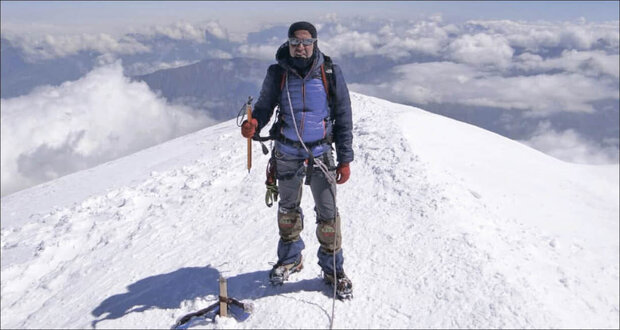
[{"x1": 2, "y1": 1, "x2": 619, "y2": 35}]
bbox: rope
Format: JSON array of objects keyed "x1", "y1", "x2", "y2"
[
  {"x1": 285, "y1": 73, "x2": 339, "y2": 329},
  {"x1": 284, "y1": 74, "x2": 337, "y2": 186},
  {"x1": 329, "y1": 184, "x2": 337, "y2": 330}
]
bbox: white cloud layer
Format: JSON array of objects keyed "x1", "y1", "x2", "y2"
[
  {"x1": 520, "y1": 122, "x2": 619, "y2": 164},
  {"x1": 236, "y1": 43, "x2": 280, "y2": 61},
  {"x1": 317, "y1": 18, "x2": 619, "y2": 63},
  {"x1": 448, "y1": 33, "x2": 514, "y2": 68},
  {"x1": 135, "y1": 21, "x2": 228, "y2": 43},
  {"x1": 2, "y1": 21, "x2": 231, "y2": 62},
  {"x1": 350, "y1": 61, "x2": 619, "y2": 115},
  {"x1": 514, "y1": 50, "x2": 620, "y2": 78},
  {"x1": 321, "y1": 30, "x2": 381, "y2": 58},
  {"x1": 466, "y1": 19, "x2": 620, "y2": 52},
  {"x1": 2, "y1": 17, "x2": 618, "y2": 167},
  {"x1": 0, "y1": 61, "x2": 212, "y2": 196},
  {"x1": 124, "y1": 60, "x2": 201, "y2": 76},
  {"x1": 320, "y1": 19, "x2": 458, "y2": 59},
  {"x1": 3, "y1": 32, "x2": 151, "y2": 62}
]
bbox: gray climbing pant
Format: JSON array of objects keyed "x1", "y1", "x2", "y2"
[{"x1": 273, "y1": 146, "x2": 344, "y2": 274}]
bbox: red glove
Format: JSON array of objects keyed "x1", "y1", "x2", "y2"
[
  {"x1": 336, "y1": 163, "x2": 350, "y2": 184},
  {"x1": 241, "y1": 118, "x2": 258, "y2": 138}
]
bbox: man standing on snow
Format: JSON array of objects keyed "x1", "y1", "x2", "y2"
[{"x1": 240, "y1": 21, "x2": 354, "y2": 299}]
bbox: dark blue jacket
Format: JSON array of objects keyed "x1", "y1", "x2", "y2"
[{"x1": 253, "y1": 43, "x2": 354, "y2": 164}]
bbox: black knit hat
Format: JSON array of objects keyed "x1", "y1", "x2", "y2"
[{"x1": 288, "y1": 21, "x2": 317, "y2": 38}]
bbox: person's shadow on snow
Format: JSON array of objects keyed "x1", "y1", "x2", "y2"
[{"x1": 91, "y1": 264, "x2": 328, "y2": 327}]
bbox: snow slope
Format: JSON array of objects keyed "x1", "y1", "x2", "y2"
[{"x1": 1, "y1": 92, "x2": 618, "y2": 329}]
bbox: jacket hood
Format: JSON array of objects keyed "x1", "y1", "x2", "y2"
[{"x1": 275, "y1": 42, "x2": 324, "y2": 77}]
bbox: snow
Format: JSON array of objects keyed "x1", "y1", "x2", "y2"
[{"x1": 1, "y1": 92, "x2": 618, "y2": 329}]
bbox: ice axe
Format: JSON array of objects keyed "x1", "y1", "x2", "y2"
[
  {"x1": 246, "y1": 96, "x2": 253, "y2": 173},
  {"x1": 242, "y1": 96, "x2": 269, "y2": 173},
  {"x1": 172, "y1": 277, "x2": 254, "y2": 328}
]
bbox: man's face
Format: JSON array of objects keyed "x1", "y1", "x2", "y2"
[{"x1": 289, "y1": 30, "x2": 314, "y2": 59}]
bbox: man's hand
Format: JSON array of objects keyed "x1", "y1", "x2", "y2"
[
  {"x1": 241, "y1": 118, "x2": 258, "y2": 138},
  {"x1": 336, "y1": 162, "x2": 350, "y2": 184}
]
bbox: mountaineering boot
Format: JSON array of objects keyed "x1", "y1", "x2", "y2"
[
  {"x1": 323, "y1": 271, "x2": 353, "y2": 300},
  {"x1": 269, "y1": 256, "x2": 303, "y2": 285}
]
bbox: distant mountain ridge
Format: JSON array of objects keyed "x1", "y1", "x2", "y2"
[
  {"x1": 134, "y1": 57, "x2": 270, "y2": 121},
  {"x1": 0, "y1": 29, "x2": 243, "y2": 99},
  {"x1": 0, "y1": 38, "x2": 95, "y2": 98}
]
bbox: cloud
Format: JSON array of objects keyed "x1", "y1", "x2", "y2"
[
  {"x1": 317, "y1": 18, "x2": 620, "y2": 65},
  {"x1": 375, "y1": 20, "x2": 457, "y2": 59},
  {"x1": 204, "y1": 21, "x2": 228, "y2": 40},
  {"x1": 238, "y1": 17, "x2": 457, "y2": 61},
  {"x1": 350, "y1": 61, "x2": 619, "y2": 115},
  {"x1": 1, "y1": 21, "x2": 231, "y2": 62},
  {"x1": 148, "y1": 22, "x2": 207, "y2": 42},
  {"x1": 236, "y1": 43, "x2": 280, "y2": 61},
  {"x1": 466, "y1": 19, "x2": 620, "y2": 52},
  {"x1": 514, "y1": 50, "x2": 619, "y2": 78},
  {"x1": 316, "y1": 18, "x2": 618, "y2": 64},
  {"x1": 318, "y1": 18, "x2": 457, "y2": 59},
  {"x1": 448, "y1": 33, "x2": 514, "y2": 68},
  {"x1": 3, "y1": 32, "x2": 151, "y2": 62},
  {"x1": 321, "y1": 30, "x2": 381, "y2": 58},
  {"x1": 206, "y1": 49, "x2": 233, "y2": 60},
  {"x1": 519, "y1": 121, "x2": 619, "y2": 164},
  {"x1": 137, "y1": 21, "x2": 229, "y2": 43},
  {"x1": 0, "y1": 61, "x2": 213, "y2": 196},
  {"x1": 124, "y1": 59, "x2": 202, "y2": 76},
  {"x1": 2, "y1": 16, "x2": 618, "y2": 168}
]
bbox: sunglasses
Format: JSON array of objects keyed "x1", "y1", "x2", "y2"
[{"x1": 289, "y1": 38, "x2": 316, "y2": 46}]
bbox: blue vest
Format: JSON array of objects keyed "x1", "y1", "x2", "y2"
[{"x1": 277, "y1": 68, "x2": 331, "y2": 159}]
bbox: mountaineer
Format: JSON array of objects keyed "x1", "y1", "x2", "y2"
[{"x1": 241, "y1": 21, "x2": 354, "y2": 299}]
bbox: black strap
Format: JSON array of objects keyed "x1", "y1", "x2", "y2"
[
  {"x1": 276, "y1": 134, "x2": 329, "y2": 149},
  {"x1": 322, "y1": 56, "x2": 337, "y2": 121}
]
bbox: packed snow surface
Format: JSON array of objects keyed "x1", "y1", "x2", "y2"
[{"x1": 1, "y1": 92, "x2": 618, "y2": 329}]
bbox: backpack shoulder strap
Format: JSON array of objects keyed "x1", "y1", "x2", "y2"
[
  {"x1": 280, "y1": 71, "x2": 286, "y2": 90},
  {"x1": 321, "y1": 56, "x2": 334, "y2": 91},
  {"x1": 321, "y1": 55, "x2": 337, "y2": 120},
  {"x1": 272, "y1": 64, "x2": 285, "y2": 91},
  {"x1": 320, "y1": 62, "x2": 329, "y2": 97}
]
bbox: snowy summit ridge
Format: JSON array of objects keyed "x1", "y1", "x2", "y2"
[{"x1": 1, "y1": 92, "x2": 618, "y2": 329}]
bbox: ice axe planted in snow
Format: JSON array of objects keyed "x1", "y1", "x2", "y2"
[{"x1": 172, "y1": 276, "x2": 254, "y2": 328}]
